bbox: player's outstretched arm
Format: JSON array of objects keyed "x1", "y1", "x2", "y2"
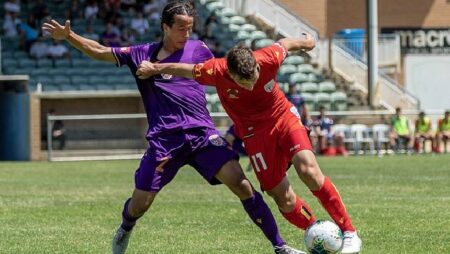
[
  {"x1": 136, "y1": 61, "x2": 195, "y2": 80},
  {"x1": 278, "y1": 33, "x2": 316, "y2": 52},
  {"x1": 42, "y1": 19, "x2": 116, "y2": 63}
]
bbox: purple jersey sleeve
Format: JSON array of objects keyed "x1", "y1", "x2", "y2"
[
  {"x1": 111, "y1": 46, "x2": 134, "y2": 67},
  {"x1": 192, "y1": 41, "x2": 214, "y2": 63}
]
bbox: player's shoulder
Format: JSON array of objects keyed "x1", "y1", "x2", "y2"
[{"x1": 186, "y1": 39, "x2": 210, "y2": 49}]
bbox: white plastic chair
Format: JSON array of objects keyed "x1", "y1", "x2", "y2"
[
  {"x1": 372, "y1": 124, "x2": 390, "y2": 154},
  {"x1": 332, "y1": 124, "x2": 354, "y2": 151},
  {"x1": 350, "y1": 124, "x2": 375, "y2": 154}
]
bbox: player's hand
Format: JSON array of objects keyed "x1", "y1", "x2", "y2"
[
  {"x1": 136, "y1": 60, "x2": 158, "y2": 79},
  {"x1": 301, "y1": 32, "x2": 315, "y2": 51},
  {"x1": 42, "y1": 20, "x2": 71, "y2": 40}
]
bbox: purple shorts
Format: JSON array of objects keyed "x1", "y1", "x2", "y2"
[{"x1": 135, "y1": 127, "x2": 239, "y2": 192}]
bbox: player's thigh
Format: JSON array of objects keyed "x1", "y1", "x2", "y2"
[
  {"x1": 134, "y1": 150, "x2": 186, "y2": 193},
  {"x1": 189, "y1": 142, "x2": 239, "y2": 186},
  {"x1": 244, "y1": 128, "x2": 289, "y2": 191},
  {"x1": 265, "y1": 176, "x2": 296, "y2": 210}
]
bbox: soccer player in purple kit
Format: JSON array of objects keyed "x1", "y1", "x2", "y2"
[{"x1": 42, "y1": 1, "x2": 304, "y2": 254}]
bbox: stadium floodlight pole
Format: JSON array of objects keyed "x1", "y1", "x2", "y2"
[{"x1": 367, "y1": 0, "x2": 378, "y2": 108}]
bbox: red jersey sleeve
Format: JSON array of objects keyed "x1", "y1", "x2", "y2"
[
  {"x1": 255, "y1": 42, "x2": 288, "y2": 69},
  {"x1": 193, "y1": 58, "x2": 218, "y2": 86}
]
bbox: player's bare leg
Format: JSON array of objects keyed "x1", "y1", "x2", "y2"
[
  {"x1": 292, "y1": 150, "x2": 361, "y2": 253},
  {"x1": 112, "y1": 189, "x2": 157, "y2": 254},
  {"x1": 215, "y1": 160, "x2": 305, "y2": 254}
]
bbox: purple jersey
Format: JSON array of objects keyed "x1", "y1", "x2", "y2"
[{"x1": 111, "y1": 40, "x2": 215, "y2": 139}]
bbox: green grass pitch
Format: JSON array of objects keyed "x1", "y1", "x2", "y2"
[{"x1": 1, "y1": 154, "x2": 449, "y2": 253}]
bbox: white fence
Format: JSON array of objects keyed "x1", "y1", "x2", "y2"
[{"x1": 46, "y1": 109, "x2": 447, "y2": 161}]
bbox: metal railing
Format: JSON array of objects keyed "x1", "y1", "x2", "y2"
[
  {"x1": 332, "y1": 34, "x2": 401, "y2": 70},
  {"x1": 331, "y1": 36, "x2": 420, "y2": 110}
]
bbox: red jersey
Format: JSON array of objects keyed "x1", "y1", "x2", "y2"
[{"x1": 194, "y1": 43, "x2": 297, "y2": 138}]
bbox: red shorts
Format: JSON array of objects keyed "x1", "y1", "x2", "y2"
[{"x1": 243, "y1": 113, "x2": 313, "y2": 191}]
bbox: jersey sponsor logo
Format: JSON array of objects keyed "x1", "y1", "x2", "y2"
[
  {"x1": 289, "y1": 144, "x2": 301, "y2": 152},
  {"x1": 274, "y1": 43, "x2": 287, "y2": 59},
  {"x1": 227, "y1": 88, "x2": 239, "y2": 99},
  {"x1": 161, "y1": 74, "x2": 172, "y2": 79},
  {"x1": 264, "y1": 80, "x2": 275, "y2": 92},
  {"x1": 120, "y1": 47, "x2": 130, "y2": 53},
  {"x1": 290, "y1": 106, "x2": 301, "y2": 119},
  {"x1": 194, "y1": 64, "x2": 203, "y2": 78},
  {"x1": 209, "y1": 134, "x2": 225, "y2": 146},
  {"x1": 207, "y1": 68, "x2": 214, "y2": 76}
]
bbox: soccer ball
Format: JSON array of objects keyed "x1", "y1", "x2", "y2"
[{"x1": 304, "y1": 220, "x2": 344, "y2": 254}]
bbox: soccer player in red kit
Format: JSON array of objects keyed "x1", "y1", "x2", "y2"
[{"x1": 136, "y1": 34, "x2": 362, "y2": 253}]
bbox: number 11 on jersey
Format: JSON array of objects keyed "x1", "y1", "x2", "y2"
[{"x1": 250, "y1": 152, "x2": 267, "y2": 172}]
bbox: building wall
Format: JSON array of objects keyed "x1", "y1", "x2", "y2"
[{"x1": 278, "y1": 0, "x2": 450, "y2": 37}]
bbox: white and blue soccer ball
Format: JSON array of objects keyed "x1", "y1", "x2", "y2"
[{"x1": 304, "y1": 220, "x2": 344, "y2": 254}]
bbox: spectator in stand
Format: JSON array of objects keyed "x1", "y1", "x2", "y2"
[
  {"x1": 212, "y1": 41, "x2": 225, "y2": 58},
  {"x1": 312, "y1": 106, "x2": 348, "y2": 156},
  {"x1": 48, "y1": 40, "x2": 70, "y2": 59},
  {"x1": 120, "y1": 27, "x2": 136, "y2": 45},
  {"x1": 435, "y1": 110, "x2": 450, "y2": 153},
  {"x1": 120, "y1": 0, "x2": 137, "y2": 12},
  {"x1": 130, "y1": 11, "x2": 150, "y2": 37},
  {"x1": 143, "y1": 0, "x2": 159, "y2": 18},
  {"x1": 32, "y1": 0, "x2": 49, "y2": 22},
  {"x1": 18, "y1": 15, "x2": 39, "y2": 51},
  {"x1": 66, "y1": 0, "x2": 82, "y2": 20},
  {"x1": 48, "y1": 109, "x2": 66, "y2": 150},
  {"x1": 204, "y1": 12, "x2": 218, "y2": 38},
  {"x1": 29, "y1": 36, "x2": 49, "y2": 59},
  {"x1": 111, "y1": 15, "x2": 124, "y2": 37},
  {"x1": 389, "y1": 107, "x2": 413, "y2": 152},
  {"x1": 285, "y1": 83, "x2": 311, "y2": 128},
  {"x1": 3, "y1": 11, "x2": 20, "y2": 38},
  {"x1": 85, "y1": 0, "x2": 99, "y2": 20},
  {"x1": 81, "y1": 23, "x2": 100, "y2": 41},
  {"x1": 414, "y1": 111, "x2": 434, "y2": 153},
  {"x1": 4, "y1": 0, "x2": 20, "y2": 14},
  {"x1": 100, "y1": 22, "x2": 121, "y2": 47}
]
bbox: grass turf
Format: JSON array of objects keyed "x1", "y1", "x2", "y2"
[{"x1": 1, "y1": 154, "x2": 449, "y2": 253}]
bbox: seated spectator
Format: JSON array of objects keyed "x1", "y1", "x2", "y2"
[
  {"x1": 3, "y1": 0, "x2": 20, "y2": 14},
  {"x1": 101, "y1": 22, "x2": 121, "y2": 47},
  {"x1": 29, "y1": 36, "x2": 49, "y2": 59},
  {"x1": 389, "y1": 107, "x2": 413, "y2": 152},
  {"x1": 65, "y1": 0, "x2": 82, "y2": 20},
  {"x1": 414, "y1": 111, "x2": 434, "y2": 153},
  {"x1": 18, "y1": 15, "x2": 39, "y2": 51},
  {"x1": 143, "y1": 0, "x2": 159, "y2": 18},
  {"x1": 312, "y1": 106, "x2": 348, "y2": 156},
  {"x1": 48, "y1": 109, "x2": 66, "y2": 150},
  {"x1": 84, "y1": 0, "x2": 99, "y2": 20},
  {"x1": 130, "y1": 11, "x2": 150, "y2": 36},
  {"x1": 120, "y1": 0, "x2": 137, "y2": 12},
  {"x1": 204, "y1": 12, "x2": 218, "y2": 38},
  {"x1": 224, "y1": 124, "x2": 251, "y2": 171},
  {"x1": 435, "y1": 110, "x2": 450, "y2": 153},
  {"x1": 31, "y1": 0, "x2": 49, "y2": 22},
  {"x1": 2, "y1": 11, "x2": 20, "y2": 38},
  {"x1": 285, "y1": 83, "x2": 311, "y2": 128},
  {"x1": 120, "y1": 27, "x2": 136, "y2": 45},
  {"x1": 212, "y1": 41, "x2": 225, "y2": 58},
  {"x1": 48, "y1": 40, "x2": 70, "y2": 59},
  {"x1": 81, "y1": 23, "x2": 100, "y2": 41}
]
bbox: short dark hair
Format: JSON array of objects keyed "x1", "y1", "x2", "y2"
[
  {"x1": 161, "y1": 0, "x2": 195, "y2": 30},
  {"x1": 226, "y1": 44, "x2": 257, "y2": 80}
]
